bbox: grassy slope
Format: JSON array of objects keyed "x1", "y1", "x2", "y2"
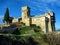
[{"x1": 0, "y1": 26, "x2": 49, "y2": 45}]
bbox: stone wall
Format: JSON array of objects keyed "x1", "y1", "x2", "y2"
[
  {"x1": 12, "y1": 18, "x2": 19, "y2": 23},
  {"x1": 24, "y1": 18, "x2": 31, "y2": 26},
  {"x1": 31, "y1": 17, "x2": 47, "y2": 33}
]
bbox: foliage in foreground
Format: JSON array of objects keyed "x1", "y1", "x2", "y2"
[
  {"x1": 46, "y1": 32, "x2": 60, "y2": 45},
  {"x1": 0, "y1": 25, "x2": 59, "y2": 45},
  {"x1": 0, "y1": 35, "x2": 39, "y2": 45}
]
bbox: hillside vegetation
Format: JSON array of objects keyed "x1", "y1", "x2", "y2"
[{"x1": 0, "y1": 23, "x2": 59, "y2": 45}]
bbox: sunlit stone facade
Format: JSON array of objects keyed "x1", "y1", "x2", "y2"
[{"x1": 12, "y1": 6, "x2": 56, "y2": 33}]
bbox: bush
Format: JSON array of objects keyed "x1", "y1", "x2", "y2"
[
  {"x1": 34, "y1": 28, "x2": 40, "y2": 32},
  {"x1": 12, "y1": 28, "x2": 20, "y2": 35},
  {"x1": 33, "y1": 26, "x2": 41, "y2": 33},
  {"x1": 46, "y1": 32, "x2": 60, "y2": 45},
  {"x1": 21, "y1": 22, "x2": 25, "y2": 26}
]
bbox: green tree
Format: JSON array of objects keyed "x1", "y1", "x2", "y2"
[{"x1": 3, "y1": 8, "x2": 10, "y2": 24}]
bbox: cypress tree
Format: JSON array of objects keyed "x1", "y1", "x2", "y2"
[{"x1": 3, "y1": 8, "x2": 10, "y2": 24}]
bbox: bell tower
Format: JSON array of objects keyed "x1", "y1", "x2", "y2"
[{"x1": 22, "y1": 6, "x2": 30, "y2": 22}]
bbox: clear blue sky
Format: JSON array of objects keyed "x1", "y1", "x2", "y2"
[{"x1": 0, "y1": 0, "x2": 60, "y2": 30}]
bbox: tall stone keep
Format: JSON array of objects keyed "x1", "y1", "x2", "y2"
[{"x1": 22, "y1": 6, "x2": 30, "y2": 22}]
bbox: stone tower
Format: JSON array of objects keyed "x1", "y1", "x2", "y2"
[
  {"x1": 22, "y1": 6, "x2": 30, "y2": 22},
  {"x1": 45, "y1": 11, "x2": 55, "y2": 32}
]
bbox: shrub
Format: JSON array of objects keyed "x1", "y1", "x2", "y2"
[
  {"x1": 34, "y1": 28, "x2": 40, "y2": 32},
  {"x1": 46, "y1": 32, "x2": 60, "y2": 45},
  {"x1": 12, "y1": 28, "x2": 20, "y2": 35},
  {"x1": 21, "y1": 22, "x2": 25, "y2": 26}
]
